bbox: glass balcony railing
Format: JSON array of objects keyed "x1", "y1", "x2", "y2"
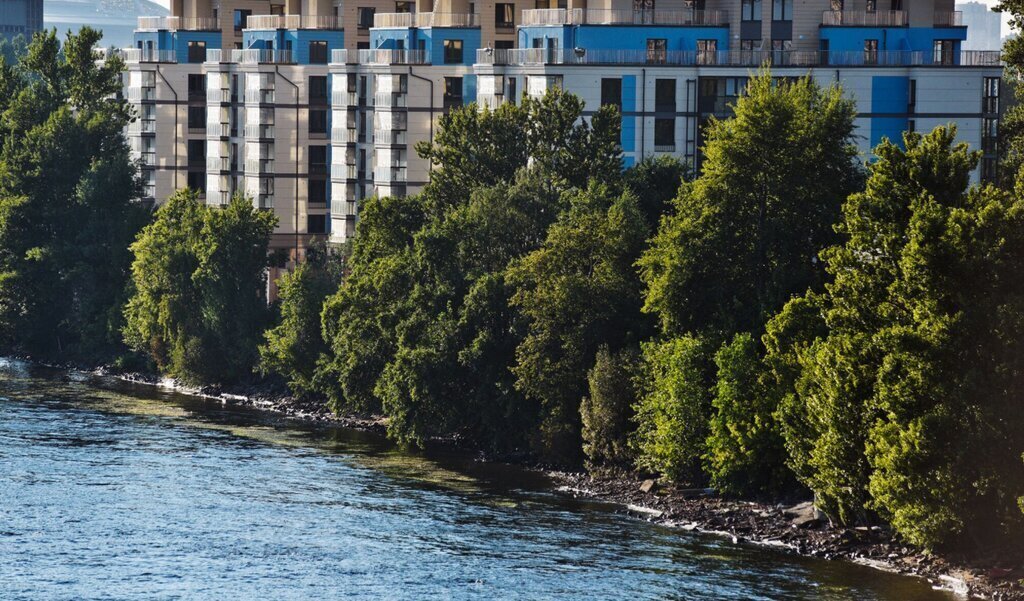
[
  {"x1": 231, "y1": 49, "x2": 295, "y2": 64},
  {"x1": 358, "y1": 49, "x2": 429, "y2": 65},
  {"x1": 373, "y1": 12, "x2": 480, "y2": 28},
  {"x1": 520, "y1": 8, "x2": 728, "y2": 26},
  {"x1": 136, "y1": 16, "x2": 219, "y2": 31},
  {"x1": 821, "y1": 10, "x2": 907, "y2": 26},
  {"x1": 245, "y1": 14, "x2": 343, "y2": 30}
]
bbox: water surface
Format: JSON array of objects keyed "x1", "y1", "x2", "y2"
[{"x1": 0, "y1": 360, "x2": 954, "y2": 600}]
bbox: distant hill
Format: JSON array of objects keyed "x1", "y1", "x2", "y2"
[{"x1": 45, "y1": 0, "x2": 169, "y2": 48}]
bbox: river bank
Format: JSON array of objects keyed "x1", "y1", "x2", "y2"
[{"x1": 79, "y1": 364, "x2": 1024, "y2": 600}]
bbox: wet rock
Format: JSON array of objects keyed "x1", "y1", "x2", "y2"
[{"x1": 639, "y1": 479, "x2": 657, "y2": 494}]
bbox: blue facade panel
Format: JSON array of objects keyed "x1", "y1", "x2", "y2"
[
  {"x1": 134, "y1": 30, "x2": 220, "y2": 62},
  {"x1": 243, "y1": 28, "x2": 344, "y2": 64},
  {"x1": 464, "y1": 74, "x2": 477, "y2": 103},
  {"x1": 372, "y1": 26, "x2": 480, "y2": 65},
  {"x1": 621, "y1": 74, "x2": 636, "y2": 153},
  {"x1": 870, "y1": 75, "x2": 910, "y2": 148},
  {"x1": 820, "y1": 26, "x2": 966, "y2": 53}
]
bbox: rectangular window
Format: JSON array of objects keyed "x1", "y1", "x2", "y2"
[
  {"x1": 444, "y1": 77, "x2": 464, "y2": 110},
  {"x1": 187, "y1": 40, "x2": 206, "y2": 63},
  {"x1": 358, "y1": 7, "x2": 376, "y2": 29},
  {"x1": 495, "y1": 40, "x2": 515, "y2": 50},
  {"x1": 655, "y1": 79, "x2": 675, "y2": 112},
  {"x1": 309, "y1": 76, "x2": 328, "y2": 104},
  {"x1": 697, "y1": 39, "x2": 717, "y2": 64},
  {"x1": 982, "y1": 157, "x2": 997, "y2": 182},
  {"x1": 984, "y1": 77, "x2": 1000, "y2": 113},
  {"x1": 741, "y1": 0, "x2": 761, "y2": 20},
  {"x1": 496, "y1": 3, "x2": 515, "y2": 28},
  {"x1": 864, "y1": 39, "x2": 878, "y2": 65},
  {"x1": 188, "y1": 106, "x2": 206, "y2": 130},
  {"x1": 188, "y1": 74, "x2": 205, "y2": 100},
  {"x1": 308, "y1": 180, "x2": 327, "y2": 205},
  {"x1": 933, "y1": 40, "x2": 954, "y2": 65},
  {"x1": 741, "y1": 39, "x2": 758, "y2": 62},
  {"x1": 772, "y1": 0, "x2": 792, "y2": 20},
  {"x1": 646, "y1": 38, "x2": 667, "y2": 64},
  {"x1": 187, "y1": 139, "x2": 205, "y2": 164},
  {"x1": 234, "y1": 9, "x2": 251, "y2": 31},
  {"x1": 187, "y1": 170, "x2": 206, "y2": 194},
  {"x1": 307, "y1": 214, "x2": 328, "y2": 233},
  {"x1": 600, "y1": 78, "x2": 622, "y2": 110},
  {"x1": 654, "y1": 118, "x2": 675, "y2": 150},
  {"x1": 309, "y1": 41, "x2": 328, "y2": 64},
  {"x1": 443, "y1": 39, "x2": 464, "y2": 64},
  {"x1": 982, "y1": 117, "x2": 998, "y2": 153},
  {"x1": 309, "y1": 109, "x2": 328, "y2": 136},
  {"x1": 395, "y1": 1, "x2": 413, "y2": 12},
  {"x1": 309, "y1": 145, "x2": 328, "y2": 175},
  {"x1": 908, "y1": 79, "x2": 916, "y2": 111},
  {"x1": 865, "y1": 0, "x2": 876, "y2": 11},
  {"x1": 508, "y1": 77, "x2": 517, "y2": 105},
  {"x1": 771, "y1": 39, "x2": 791, "y2": 65}
]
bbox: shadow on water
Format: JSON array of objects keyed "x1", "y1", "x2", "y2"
[{"x1": 0, "y1": 358, "x2": 958, "y2": 601}]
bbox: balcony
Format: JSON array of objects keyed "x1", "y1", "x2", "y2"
[
  {"x1": 332, "y1": 163, "x2": 359, "y2": 181},
  {"x1": 122, "y1": 48, "x2": 178, "y2": 63},
  {"x1": 332, "y1": 90, "x2": 360, "y2": 106},
  {"x1": 821, "y1": 10, "x2": 907, "y2": 26},
  {"x1": 245, "y1": 14, "x2": 343, "y2": 30},
  {"x1": 374, "y1": 166, "x2": 408, "y2": 181},
  {"x1": 245, "y1": 124, "x2": 276, "y2": 139},
  {"x1": 332, "y1": 127, "x2": 358, "y2": 144},
  {"x1": 245, "y1": 158, "x2": 275, "y2": 173},
  {"x1": 139, "y1": 151, "x2": 157, "y2": 167},
  {"x1": 206, "y1": 157, "x2": 233, "y2": 172},
  {"x1": 358, "y1": 49, "x2": 429, "y2": 65},
  {"x1": 127, "y1": 119, "x2": 156, "y2": 134},
  {"x1": 374, "y1": 93, "x2": 408, "y2": 108},
  {"x1": 232, "y1": 49, "x2": 295, "y2": 64},
  {"x1": 520, "y1": 8, "x2": 728, "y2": 26},
  {"x1": 476, "y1": 48, "x2": 1002, "y2": 67},
  {"x1": 244, "y1": 89, "x2": 276, "y2": 104},
  {"x1": 331, "y1": 49, "x2": 350, "y2": 64},
  {"x1": 207, "y1": 123, "x2": 232, "y2": 138},
  {"x1": 373, "y1": 12, "x2": 480, "y2": 28},
  {"x1": 137, "y1": 16, "x2": 219, "y2": 31},
  {"x1": 257, "y1": 194, "x2": 274, "y2": 210},
  {"x1": 934, "y1": 11, "x2": 964, "y2": 26},
  {"x1": 374, "y1": 129, "x2": 407, "y2": 145},
  {"x1": 207, "y1": 88, "x2": 234, "y2": 103}
]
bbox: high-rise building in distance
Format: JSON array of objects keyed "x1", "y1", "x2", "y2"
[
  {"x1": 958, "y1": 1, "x2": 1001, "y2": 50},
  {"x1": 120, "y1": 0, "x2": 1003, "y2": 259},
  {"x1": 0, "y1": 0, "x2": 44, "y2": 41}
]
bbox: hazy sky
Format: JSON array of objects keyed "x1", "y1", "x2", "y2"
[{"x1": 148, "y1": 0, "x2": 1016, "y2": 36}]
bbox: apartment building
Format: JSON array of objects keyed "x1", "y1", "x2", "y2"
[
  {"x1": 122, "y1": 0, "x2": 1002, "y2": 253},
  {"x1": 1, "y1": 0, "x2": 44, "y2": 41}
]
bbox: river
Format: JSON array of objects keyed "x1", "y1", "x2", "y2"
[{"x1": 0, "y1": 359, "x2": 956, "y2": 600}]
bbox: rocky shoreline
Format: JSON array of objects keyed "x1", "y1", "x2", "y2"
[{"x1": 94, "y1": 366, "x2": 1024, "y2": 600}]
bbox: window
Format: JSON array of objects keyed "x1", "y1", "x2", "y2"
[
  {"x1": 600, "y1": 78, "x2": 622, "y2": 110},
  {"x1": 358, "y1": 7, "x2": 376, "y2": 29},
  {"x1": 308, "y1": 180, "x2": 327, "y2": 205},
  {"x1": 187, "y1": 140, "x2": 205, "y2": 164},
  {"x1": 444, "y1": 39, "x2": 464, "y2": 64},
  {"x1": 187, "y1": 40, "x2": 206, "y2": 63},
  {"x1": 309, "y1": 41, "x2": 328, "y2": 64},
  {"x1": 507, "y1": 77, "x2": 517, "y2": 105},
  {"x1": 654, "y1": 118, "x2": 674, "y2": 150},
  {"x1": 444, "y1": 77, "x2": 464, "y2": 110},
  {"x1": 309, "y1": 76, "x2": 328, "y2": 104},
  {"x1": 697, "y1": 39, "x2": 717, "y2": 64},
  {"x1": 496, "y1": 3, "x2": 515, "y2": 28},
  {"x1": 908, "y1": 79, "x2": 916, "y2": 111},
  {"x1": 187, "y1": 170, "x2": 206, "y2": 194},
  {"x1": 864, "y1": 39, "x2": 878, "y2": 65},
  {"x1": 890, "y1": 0, "x2": 902, "y2": 10},
  {"x1": 188, "y1": 106, "x2": 206, "y2": 130},
  {"x1": 982, "y1": 117, "x2": 998, "y2": 153},
  {"x1": 309, "y1": 145, "x2": 328, "y2": 175},
  {"x1": 741, "y1": 0, "x2": 761, "y2": 20},
  {"x1": 646, "y1": 38, "x2": 667, "y2": 64},
  {"x1": 865, "y1": 0, "x2": 876, "y2": 11},
  {"x1": 308, "y1": 214, "x2": 328, "y2": 233},
  {"x1": 907, "y1": 119, "x2": 915, "y2": 133},
  {"x1": 188, "y1": 74, "x2": 205, "y2": 100},
  {"x1": 234, "y1": 9, "x2": 251, "y2": 31},
  {"x1": 395, "y1": 1, "x2": 413, "y2": 12},
  {"x1": 982, "y1": 157, "x2": 997, "y2": 182},
  {"x1": 933, "y1": 40, "x2": 955, "y2": 65},
  {"x1": 984, "y1": 77, "x2": 1000, "y2": 113},
  {"x1": 655, "y1": 79, "x2": 675, "y2": 112},
  {"x1": 772, "y1": 0, "x2": 792, "y2": 20},
  {"x1": 771, "y1": 39, "x2": 791, "y2": 65},
  {"x1": 309, "y1": 109, "x2": 328, "y2": 136},
  {"x1": 495, "y1": 40, "x2": 515, "y2": 50}
]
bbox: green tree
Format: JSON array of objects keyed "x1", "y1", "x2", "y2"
[
  {"x1": 0, "y1": 28, "x2": 148, "y2": 361},
  {"x1": 622, "y1": 155, "x2": 688, "y2": 230},
  {"x1": 508, "y1": 183, "x2": 649, "y2": 464},
  {"x1": 581, "y1": 345, "x2": 641, "y2": 471},
  {"x1": 123, "y1": 192, "x2": 276, "y2": 383},
  {"x1": 259, "y1": 243, "x2": 346, "y2": 398}
]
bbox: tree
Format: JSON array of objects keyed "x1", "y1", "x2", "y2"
[
  {"x1": 995, "y1": 0, "x2": 1024, "y2": 185},
  {"x1": 581, "y1": 345, "x2": 640, "y2": 471},
  {"x1": 508, "y1": 183, "x2": 649, "y2": 464},
  {"x1": 259, "y1": 243, "x2": 345, "y2": 398},
  {"x1": 0, "y1": 28, "x2": 148, "y2": 361},
  {"x1": 622, "y1": 155, "x2": 688, "y2": 230},
  {"x1": 638, "y1": 72, "x2": 860, "y2": 339},
  {"x1": 123, "y1": 192, "x2": 276, "y2": 383}
]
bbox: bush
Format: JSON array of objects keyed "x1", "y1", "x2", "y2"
[{"x1": 581, "y1": 346, "x2": 640, "y2": 470}]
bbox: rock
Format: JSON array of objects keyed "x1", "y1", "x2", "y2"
[
  {"x1": 626, "y1": 504, "x2": 663, "y2": 519},
  {"x1": 639, "y1": 479, "x2": 657, "y2": 494},
  {"x1": 784, "y1": 501, "x2": 825, "y2": 528}
]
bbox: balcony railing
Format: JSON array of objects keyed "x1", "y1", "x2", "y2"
[
  {"x1": 245, "y1": 124, "x2": 275, "y2": 139},
  {"x1": 137, "y1": 16, "x2": 219, "y2": 31},
  {"x1": 332, "y1": 127, "x2": 358, "y2": 144},
  {"x1": 207, "y1": 157, "x2": 233, "y2": 171},
  {"x1": 207, "y1": 88, "x2": 233, "y2": 103},
  {"x1": 934, "y1": 10, "x2": 964, "y2": 26},
  {"x1": 821, "y1": 10, "x2": 907, "y2": 26},
  {"x1": 374, "y1": 93, "x2": 408, "y2": 108},
  {"x1": 244, "y1": 89, "x2": 276, "y2": 104},
  {"x1": 139, "y1": 151, "x2": 157, "y2": 166},
  {"x1": 245, "y1": 158, "x2": 275, "y2": 173},
  {"x1": 206, "y1": 49, "x2": 226, "y2": 63},
  {"x1": 374, "y1": 129, "x2": 408, "y2": 145},
  {"x1": 476, "y1": 48, "x2": 1002, "y2": 67},
  {"x1": 128, "y1": 119, "x2": 156, "y2": 134},
  {"x1": 331, "y1": 49, "x2": 350, "y2": 64},
  {"x1": 332, "y1": 90, "x2": 360, "y2": 106},
  {"x1": 206, "y1": 123, "x2": 231, "y2": 138},
  {"x1": 374, "y1": 166, "x2": 408, "y2": 181},
  {"x1": 520, "y1": 8, "x2": 728, "y2": 26},
  {"x1": 125, "y1": 87, "x2": 156, "y2": 102},
  {"x1": 257, "y1": 194, "x2": 274, "y2": 210},
  {"x1": 358, "y1": 49, "x2": 429, "y2": 65},
  {"x1": 232, "y1": 49, "x2": 294, "y2": 64},
  {"x1": 245, "y1": 14, "x2": 343, "y2": 30},
  {"x1": 122, "y1": 48, "x2": 178, "y2": 63},
  {"x1": 373, "y1": 12, "x2": 480, "y2": 28}
]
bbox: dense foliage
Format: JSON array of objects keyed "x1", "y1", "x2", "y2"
[
  {"x1": 0, "y1": 28, "x2": 150, "y2": 361},
  {"x1": 123, "y1": 191, "x2": 276, "y2": 383}
]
